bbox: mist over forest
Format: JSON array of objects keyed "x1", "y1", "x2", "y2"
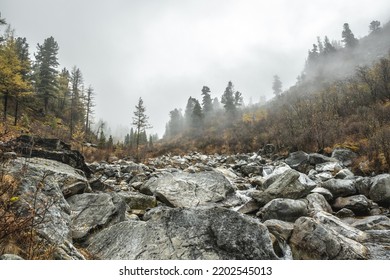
[
  {"x1": 1, "y1": 10, "x2": 390, "y2": 171},
  {"x1": 2, "y1": 3, "x2": 390, "y2": 264}
]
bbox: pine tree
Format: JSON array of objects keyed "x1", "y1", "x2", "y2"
[
  {"x1": 184, "y1": 97, "x2": 196, "y2": 127},
  {"x1": 342, "y1": 23, "x2": 358, "y2": 48},
  {"x1": 34, "y1": 36, "x2": 59, "y2": 114},
  {"x1": 201, "y1": 86, "x2": 213, "y2": 116},
  {"x1": 323, "y1": 36, "x2": 336, "y2": 55},
  {"x1": 132, "y1": 97, "x2": 151, "y2": 161},
  {"x1": 191, "y1": 99, "x2": 203, "y2": 132},
  {"x1": 221, "y1": 81, "x2": 236, "y2": 116}
]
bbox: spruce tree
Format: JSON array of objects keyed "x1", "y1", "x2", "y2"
[
  {"x1": 34, "y1": 36, "x2": 59, "y2": 114},
  {"x1": 221, "y1": 81, "x2": 236, "y2": 116},
  {"x1": 201, "y1": 86, "x2": 213, "y2": 116},
  {"x1": 342, "y1": 23, "x2": 358, "y2": 48},
  {"x1": 132, "y1": 97, "x2": 151, "y2": 161}
]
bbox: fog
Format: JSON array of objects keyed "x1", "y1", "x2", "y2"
[{"x1": 2, "y1": 0, "x2": 390, "y2": 139}]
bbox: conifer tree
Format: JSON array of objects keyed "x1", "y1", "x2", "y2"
[
  {"x1": 201, "y1": 86, "x2": 213, "y2": 116},
  {"x1": 221, "y1": 81, "x2": 236, "y2": 116},
  {"x1": 132, "y1": 97, "x2": 151, "y2": 161},
  {"x1": 272, "y1": 75, "x2": 283, "y2": 97},
  {"x1": 342, "y1": 23, "x2": 358, "y2": 48},
  {"x1": 34, "y1": 36, "x2": 59, "y2": 114}
]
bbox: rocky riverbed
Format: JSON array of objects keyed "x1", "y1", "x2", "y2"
[{"x1": 1, "y1": 136, "x2": 390, "y2": 260}]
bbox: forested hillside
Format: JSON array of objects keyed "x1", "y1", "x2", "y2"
[
  {"x1": 159, "y1": 20, "x2": 390, "y2": 173},
  {"x1": 0, "y1": 15, "x2": 99, "y2": 146}
]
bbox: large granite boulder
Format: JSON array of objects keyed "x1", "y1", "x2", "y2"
[
  {"x1": 290, "y1": 216, "x2": 368, "y2": 260},
  {"x1": 332, "y1": 195, "x2": 372, "y2": 215},
  {"x1": 257, "y1": 198, "x2": 308, "y2": 222},
  {"x1": 320, "y1": 179, "x2": 356, "y2": 198},
  {"x1": 251, "y1": 169, "x2": 316, "y2": 206},
  {"x1": 5, "y1": 135, "x2": 92, "y2": 177},
  {"x1": 369, "y1": 174, "x2": 390, "y2": 206},
  {"x1": 67, "y1": 193, "x2": 126, "y2": 241},
  {"x1": 86, "y1": 207, "x2": 279, "y2": 260},
  {"x1": 140, "y1": 171, "x2": 235, "y2": 208}
]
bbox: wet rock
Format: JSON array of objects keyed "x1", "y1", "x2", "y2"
[
  {"x1": 313, "y1": 211, "x2": 367, "y2": 242},
  {"x1": 290, "y1": 216, "x2": 368, "y2": 260},
  {"x1": 6, "y1": 135, "x2": 92, "y2": 177},
  {"x1": 285, "y1": 151, "x2": 310, "y2": 173},
  {"x1": 140, "y1": 171, "x2": 235, "y2": 208},
  {"x1": 116, "y1": 191, "x2": 157, "y2": 210},
  {"x1": 240, "y1": 163, "x2": 263, "y2": 177},
  {"x1": 369, "y1": 174, "x2": 390, "y2": 206},
  {"x1": 331, "y1": 148, "x2": 357, "y2": 167},
  {"x1": 308, "y1": 153, "x2": 336, "y2": 165},
  {"x1": 251, "y1": 169, "x2": 316, "y2": 206},
  {"x1": 306, "y1": 193, "x2": 333, "y2": 215},
  {"x1": 336, "y1": 208, "x2": 355, "y2": 218},
  {"x1": 321, "y1": 179, "x2": 356, "y2": 198},
  {"x1": 335, "y1": 169, "x2": 355, "y2": 179},
  {"x1": 263, "y1": 219, "x2": 294, "y2": 241},
  {"x1": 332, "y1": 195, "x2": 372, "y2": 215},
  {"x1": 310, "y1": 187, "x2": 333, "y2": 201},
  {"x1": 257, "y1": 198, "x2": 308, "y2": 222},
  {"x1": 87, "y1": 207, "x2": 279, "y2": 260},
  {"x1": 67, "y1": 193, "x2": 126, "y2": 241},
  {"x1": 315, "y1": 162, "x2": 343, "y2": 173},
  {"x1": 5, "y1": 158, "x2": 75, "y2": 244},
  {"x1": 348, "y1": 216, "x2": 390, "y2": 231}
]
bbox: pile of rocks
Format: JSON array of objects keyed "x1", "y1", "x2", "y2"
[{"x1": 1, "y1": 137, "x2": 390, "y2": 260}]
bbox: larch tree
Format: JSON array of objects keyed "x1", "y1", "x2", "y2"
[
  {"x1": 132, "y1": 97, "x2": 151, "y2": 161},
  {"x1": 0, "y1": 36, "x2": 30, "y2": 122},
  {"x1": 14, "y1": 36, "x2": 32, "y2": 125}
]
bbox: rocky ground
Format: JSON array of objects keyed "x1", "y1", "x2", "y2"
[{"x1": 1, "y1": 136, "x2": 390, "y2": 260}]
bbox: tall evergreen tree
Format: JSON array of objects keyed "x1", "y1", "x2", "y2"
[
  {"x1": 34, "y1": 36, "x2": 59, "y2": 114},
  {"x1": 132, "y1": 97, "x2": 151, "y2": 161},
  {"x1": 221, "y1": 81, "x2": 236, "y2": 116},
  {"x1": 57, "y1": 68, "x2": 70, "y2": 114},
  {"x1": 342, "y1": 23, "x2": 358, "y2": 48},
  {"x1": 201, "y1": 86, "x2": 213, "y2": 116},
  {"x1": 323, "y1": 36, "x2": 336, "y2": 55},
  {"x1": 69, "y1": 66, "x2": 83, "y2": 138},
  {"x1": 184, "y1": 96, "x2": 196, "y2": 127},
  {"x1": 272, "y1": 75, "x2": 283, "y2": 97},
  {"x1": 166, "y1": 108, "x2": 183, "y2": 137},
  {"x1": 191, "y1": 99, "x2": 203, "y2": 131}
]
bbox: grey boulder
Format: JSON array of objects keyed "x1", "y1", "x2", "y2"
[{"x1": 87, "y1": 207, "x2": 278, "y2": 260}]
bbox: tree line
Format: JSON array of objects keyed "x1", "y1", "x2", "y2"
[
  {"x1": 0, "y1": 14, "x2": 96, "y2": 143},
  {"x1": 160, "y1": 21, "x2": 390, "y2": 173}
]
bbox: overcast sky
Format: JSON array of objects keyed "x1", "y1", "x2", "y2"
[{"x1": 2, "y1": 0, "x2": 390, "y2": 138}]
